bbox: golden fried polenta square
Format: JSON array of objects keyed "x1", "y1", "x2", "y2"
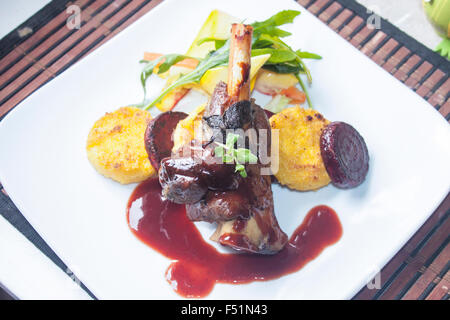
[
  {"x1": 86, "y1": 106, "x2": 156, "y2": 184},
  {"x1": 270, "y1": 106, "x2": 331, "y2": 191}
]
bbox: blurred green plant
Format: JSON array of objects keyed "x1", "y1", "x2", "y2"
[{"x1": 423, "y1": 0, "x2": 450, "y2": 59}]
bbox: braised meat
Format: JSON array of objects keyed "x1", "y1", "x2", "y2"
[
  {"x1": 159, "y1": 144, "x2": 239, "y2": 204},
  {"x1": 159, "y1": 23, "x2": 288, "y2": 254}
]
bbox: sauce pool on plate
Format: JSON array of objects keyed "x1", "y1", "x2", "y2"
[{"x1": 127, "y1": 178, "x2": 342, "y2": 298}]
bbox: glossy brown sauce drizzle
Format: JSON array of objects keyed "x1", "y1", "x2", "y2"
[{"x1": 127, "y1": 178, "x2": 343, "y2": 298}]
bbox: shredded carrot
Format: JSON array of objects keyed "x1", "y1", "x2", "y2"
[
  {"x1": 280, "y1": 86, "x2": 306, "y2": 104},
  {"x1": 143, "y1": 52, "x2": 199, "y2": 70}
]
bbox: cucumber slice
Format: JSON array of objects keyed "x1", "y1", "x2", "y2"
[{"x1": 185, "y1": 10, "x2": 239, "y2": 59}]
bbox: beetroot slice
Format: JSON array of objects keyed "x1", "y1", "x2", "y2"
[
  {"x1": 320, "y1": 122, "x2": 369, "y2": 189},
  {"x1": 144, "y1": 111, "x2": 188, "y2": 170}
]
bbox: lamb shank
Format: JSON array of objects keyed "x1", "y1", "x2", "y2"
[{"x1": 158, "y1": 24, "x2": 288, "y2": 254}]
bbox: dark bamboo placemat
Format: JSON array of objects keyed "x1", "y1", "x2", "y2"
[
  {"x1": 299, "y1": 0, "x2": 450, "y2": 300},
  {"x1": 0, "y1": 0, "x2": 449, "y2": 300}
]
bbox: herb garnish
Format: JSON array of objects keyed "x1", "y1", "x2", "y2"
[{"x1": 214, "y1": 133, "x2": 258, "y2": 178}]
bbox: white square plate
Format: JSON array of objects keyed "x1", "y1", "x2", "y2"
[{"x1": 0, "y1": 0, "x2": 449, "y2": 299}]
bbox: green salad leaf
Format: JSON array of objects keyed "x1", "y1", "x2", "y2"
[
  {"x1": 251, "y1": 10, "x2": 300, "y2": 35},
  {"x1": 252, "y1": 48, "x2": 297, "y2": 64},
  {"x1": 262, "y1": 62, "x2": 303, "y2": 74},
  {"x1": 197, "y1": 37, "x2": 227, "y2": 50},
  {"x1": 142, "y1": 42, "x2": 231, "y2": 110},
  {"x1": 140, "y1": 54, "x2": 199, "y2": 98},
  {"x1": 295, "y1": 50, "x2": 322, "y2": 60}
]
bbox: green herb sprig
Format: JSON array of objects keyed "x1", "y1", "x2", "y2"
[{"x1": 214, "y1": 133, "x2": 258, "y2": 178}]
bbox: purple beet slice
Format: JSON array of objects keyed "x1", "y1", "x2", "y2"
[
  {"x1": 144, "y1": 111, "x2": 188, "y2": 170},
  {"x1": 320, "y1": 122, "x2": 369, "y2": 189}
]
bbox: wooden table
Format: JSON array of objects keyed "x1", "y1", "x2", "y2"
[{"x1": 0, "y1": 0, "x2": 448, "y2": 300}]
